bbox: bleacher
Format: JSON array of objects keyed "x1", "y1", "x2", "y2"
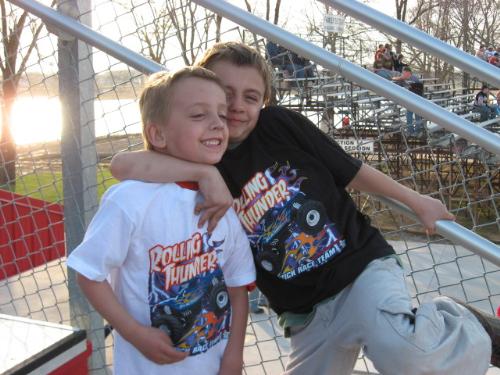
[{"x1": 271, "y1": 66, "x2": 498, "y2": 161}]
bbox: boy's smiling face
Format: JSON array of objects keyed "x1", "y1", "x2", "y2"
[
  {"x1": 209, "y1": 60, "x2": 265, "y2": 145},
  {"x1": 148, "y1": 76, "x2": 228, "y2": 165}
]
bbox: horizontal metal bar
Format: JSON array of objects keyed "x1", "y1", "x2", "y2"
[
  {"x1": 192, "y1": 0, "x2": 500, "y2": 156},
  {"x1": 8, "y1": 0, "x2": 164, "y2": 75},
  {"x1": 375, "y1": 196, "x2": 500, "y2": 268},
  {"x1": 323, "y1": 0, "x2": 500, "y2": 88}
]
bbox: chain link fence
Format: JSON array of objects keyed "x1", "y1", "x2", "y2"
[{"x1": 1, "y1": 0, "x2": 499, "y2": 373}]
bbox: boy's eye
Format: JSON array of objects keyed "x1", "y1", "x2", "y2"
[
  {"x1": 219, "y1": 113, "x2": 227, "y2": 121},
  {"x1": 246, "y1": 96, "x2": 258, "y2": 102},
  {"x1": 191, "y1": 113, "x2": 205, "y2": 119}
]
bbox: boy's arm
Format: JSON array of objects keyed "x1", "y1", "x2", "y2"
[
  {"x1": 77, "y1": 274, "x2": 188, "y2": 364},
  {"x1": 110, "y1": 150, "x2": 233, "y2": 232},
  {"x1": 219, "y1": 286, "x2": 248, "y2": 375},
  {"x1": 347, "y1": 163, "x2": 455, "y2": 233}
]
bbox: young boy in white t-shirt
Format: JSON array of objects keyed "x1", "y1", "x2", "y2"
[{"x1": 67, "y1": 67, "x2": 256, "y2": 375}]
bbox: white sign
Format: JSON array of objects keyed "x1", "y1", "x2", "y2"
[
  {"x1": 337, "y1": 138, "x2": 374, "y2": 153},
  {"x1": 323, "y1": 14, "x2": 345, "y2": 34}
]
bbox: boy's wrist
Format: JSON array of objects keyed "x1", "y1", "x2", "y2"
[
  {"x1": 118, "y1": 319, "x2": 143, "y2": 344},
  {"x1": 193, "y1": 164, "x2": 216, "y2": 182}
]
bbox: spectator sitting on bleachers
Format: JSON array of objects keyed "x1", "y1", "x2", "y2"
[
  {"x1": 476, "y1": 45, "x2": 487, "y2": 60},
  {"x1": 494, "y1": 91, "x2": 500, "y2": 117},
  {"x1": 393, "y1": 67, "x2": 425, "y2": 136},
  {"x1": 484, "y1": 46, "x2": 495, "y2": 61},
  {"x1": 265, "y1": 41, "x2": 316, "y2": 79},
  {"x1": 283, "y1": 50, "x2": 316, "y2": 79},
  {"x1": 374, "y1": 68, "x2": 398, "y2": 80},
  {"x1": 265, "y1": 40, "x2": 287, "y2": 71},
  {"x1": 473, "y1": 85, "x2": 496, "y2": 121},
  {"x1": 373, "y1": 44, "x2": 385, "y2": 62},
  {"x1": 381, "y1": 43, "x2": 395, "y2": 70},
  {"x1": 393, "y1": 54, "x2": 408, "y2": 73},
  {"x1": 488, "y1": 52, "x2": 500, "y2": 67}
]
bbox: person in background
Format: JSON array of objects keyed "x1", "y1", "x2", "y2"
[
  {"x1": 374, "y1": 44, "x2": 385, "y2": 65},
  {"x1": 381, "y1": 43, "x2": 395, "y2": 70},
  {"x1": 473, "y1": 85, "x2": 496, "y2": 121},
  {"x1": 393, "y1": 66, "x2": 425, "y2": 136},
  {"x1": 67, "y1": 67, "x2": 256, "y2": 375},
  {"x1": 493, "y1": 90, "x2": 500, "y2": 116},
  {"x1": 476, "y1": 45, "x2": 486, "y2": 60},
  {"x1": 488, "y1": 52, "x2": 500, "y2": 67},
  {"x1": 393, "y1": 53, "x2": 408, "y2": 73}
]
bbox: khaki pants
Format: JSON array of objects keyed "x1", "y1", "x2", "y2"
[{"x1": 285, "y1": 257, "x2": 491, "y2": 375}]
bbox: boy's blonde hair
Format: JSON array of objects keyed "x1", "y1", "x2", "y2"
[
  {"x1": 196, "y1": 41, "x2": 272, "y2": 105},
  {"x1": 139, "y1": 66, "x2": 224, "y2": 150}
]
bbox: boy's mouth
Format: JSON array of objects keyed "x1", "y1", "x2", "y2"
[
  {"x1": 227, "y1": 118, "x2": 245, "y2": 124},
  {"x1": 201, "y1": 138, "x2": 224, "y2": 147}
]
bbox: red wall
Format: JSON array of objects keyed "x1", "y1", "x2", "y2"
[{"x1": 0, "y1": 189, "x2": 65, "y2": 280}]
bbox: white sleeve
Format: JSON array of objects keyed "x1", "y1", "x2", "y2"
[
  {"x1": 66, "y1": 196, "x2": 134, "y2": 282},
  {"x1": 221, "y1": 210, "x2": 256, "y2": 288}
]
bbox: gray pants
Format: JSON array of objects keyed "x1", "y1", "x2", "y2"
[{"x1": 285, "y1": 258, "x2": 491, "y2": 375}]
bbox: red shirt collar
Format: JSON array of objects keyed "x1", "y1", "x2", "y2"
[{"x1": 175, "y1": 181, "x2": 199, "y2": 191}]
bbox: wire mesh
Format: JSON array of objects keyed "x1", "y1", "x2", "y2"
[{"x1": 0, "y1": 0, "x2": 499, "y2": 374}]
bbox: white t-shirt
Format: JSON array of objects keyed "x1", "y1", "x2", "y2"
[{"x1": 67, "y1": 180, "x2": 256, "y2": 375}]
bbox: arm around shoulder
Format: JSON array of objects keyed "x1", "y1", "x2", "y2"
[{"x1": 110, "y1": 150, "x2": 233, "y2": 232}]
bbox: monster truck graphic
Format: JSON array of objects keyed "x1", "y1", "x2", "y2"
[
  {"x1": 255, "y1": 192, "x2": 332, "y2": 276},
  {"x1": 150, "y1": 269, "x2": 230, "y2": 352}
]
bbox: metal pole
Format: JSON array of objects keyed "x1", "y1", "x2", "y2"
[
  {"x1": 375, "y1": 196, "x2": 500, "y2": 268},
  {"x1": 8, "y1": 0, "x2": 164, "y2": 75},
  {"x1": 322, "y1": 0, "x2": 500, "y2": 88},
  {"x1": 58, "y1": 0, "x2": 106, "y2": 372},
  {"x1": 192, "y1": 0, "x2": 500, "y2": 156}
]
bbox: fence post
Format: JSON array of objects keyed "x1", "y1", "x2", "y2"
[{"x1": 58, "y1": 0, "x2": 103, "y2": 372}]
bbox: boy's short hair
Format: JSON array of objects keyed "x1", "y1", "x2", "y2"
[
  {"x1": 196, "y1": 41, "x2": 272, "y2": 106},
  {"x1": 402, "y1": 66, "x2": 412, "y2": 72},
  {"x1": 139, "y1": 67, "x2": 224, "y2": 150}
]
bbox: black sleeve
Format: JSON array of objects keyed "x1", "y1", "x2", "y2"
[{"x1": 258, "y1": 106, "x2": 362, "y2": 187}]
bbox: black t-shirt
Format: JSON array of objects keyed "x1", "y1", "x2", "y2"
[{"x1": 217, "y1": 106, "x2": 394, "y2": 314}]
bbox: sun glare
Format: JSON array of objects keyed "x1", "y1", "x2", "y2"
[{"x1": 11, "y1": 97, "x2": 62, "y2": 145}]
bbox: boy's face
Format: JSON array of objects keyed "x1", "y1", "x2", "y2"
[
  {"x1": 149, "y1": 77, "x2": 228, "y2": 165},
  {"x1": 209, "y1": 60, "x2": 265, "y2": 145}
]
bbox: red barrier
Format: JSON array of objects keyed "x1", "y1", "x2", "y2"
[{"x1": 0, "y1": 189, "x2": 65, "y2": 280}]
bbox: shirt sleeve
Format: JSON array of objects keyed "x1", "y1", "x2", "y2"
[
  {"x1": 259, "y1": 106, "x2": 362, "y2": 187},
  {"x1": 66, "y1": 195, "x2": 134, "y2": 282},
  {"x1": 220, "y1": 209, "x2": 256, "y2": 288}
]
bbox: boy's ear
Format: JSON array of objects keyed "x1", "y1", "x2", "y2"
[{"x1": 146, "y1": 122, "x2": 168, "y2": 149}]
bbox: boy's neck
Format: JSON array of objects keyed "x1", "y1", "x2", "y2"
[{"x1": 228, "y1": 142, "x2": 242, "y2": 150}]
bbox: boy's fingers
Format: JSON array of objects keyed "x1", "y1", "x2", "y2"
[
  {"x1": 207, "y1": 210, "x2": 226, "y2": 233},
  {"x1": 194, "y1": 201, "x2": 208, "y2": 215},
  {"x1": 162, "y1": 346, "x2": 188, "y2": 363},
  {"x1": 198, "y1": 207, "x2": 217, "y2": 228}
]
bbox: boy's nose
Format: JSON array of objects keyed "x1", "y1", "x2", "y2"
[
  {"x1": 210, "y1": 115, "x2": 226, "y2": 129},
  {"x1": 229, "y1": 95, "x2": 244, "y2": 112}
]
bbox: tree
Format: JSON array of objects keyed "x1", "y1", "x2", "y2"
[
  {"x1": 121, "y1": 0, "x2": 222, "y2": 66},
  {"x1": 394, "y1": 0, "x2": 438, "y2": 54},
  {"x1": 0, "y1": 1, "x2": 50, "y2": 189},
  {"x1": 406, "y1": 0, "x2": 500, "y2": 82}
]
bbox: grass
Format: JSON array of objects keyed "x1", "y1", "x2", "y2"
[{"x1": 12, "y1": 167, "x2": 119, "y2": 203}]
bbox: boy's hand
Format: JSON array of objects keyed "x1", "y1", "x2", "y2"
[
  {"x1": 129, "y1": 325, "x2": 188, "y2": 365},
  {"x1": 219, "y1": 348, "x2": 243, "y2": 375},
  {"x1": 196, "y1": 166, "x2": 233, "y2": 233},
  {"x1": 412, "y1": 194, "x2": 455, "y2": 235}
]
